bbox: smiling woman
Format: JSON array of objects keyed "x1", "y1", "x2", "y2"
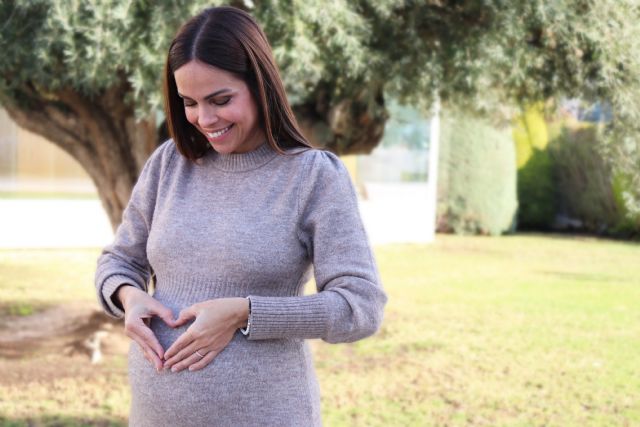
[
  {"x1": 174, "y1": 61, "x2": 264, "y2": 155},
  {"x1": 162, "y1": 6, "x2": 310, "y2": 161},
  {"x1": 94, "y1": 6, "x2": 387, "y2": 427}
]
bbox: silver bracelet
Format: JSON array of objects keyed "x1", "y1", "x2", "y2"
[{"x1": 240, "y1": 296, "x2": 252, "y2": 336}]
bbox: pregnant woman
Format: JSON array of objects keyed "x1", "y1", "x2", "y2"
[{"x1": 95, "y1": 6, "x2": 387, "y2": 426}]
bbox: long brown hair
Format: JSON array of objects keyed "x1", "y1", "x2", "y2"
[{"x1": 163, "y1": 6, "x2": 312, "y2": 160}]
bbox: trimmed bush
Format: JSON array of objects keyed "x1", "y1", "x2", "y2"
[
  {"x1": 437, "y1": 109, "x2": 518, "y2": 235},
  {"x1": 549, "y1": 126, "x2": 640, "y2": 237}
]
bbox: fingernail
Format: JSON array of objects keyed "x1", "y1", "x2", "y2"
[{"x1": 171, "y1": 366, "x2": 178, "y2": 373}]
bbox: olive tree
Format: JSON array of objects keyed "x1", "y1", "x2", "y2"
[{"x1": 1, "y1": 0, "x2": 638, "y2": 227}]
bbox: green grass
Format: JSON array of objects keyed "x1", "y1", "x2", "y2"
[
  {"x1": 1, "y1": 234, "x2": 639, "y2": 426},
  {"x1": 318, "y1": 234, "x2": 640, "y2": 426},
  {"x1": 0, "y1": 249, "x2": 100, "y2": 316}
]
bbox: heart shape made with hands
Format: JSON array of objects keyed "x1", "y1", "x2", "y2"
[
  {"x1": 121, "y1": 288, "x2": 247, "y2": 373},
  {"x1": 161, "y1": 298, "x2": 248, "y2": 373}
]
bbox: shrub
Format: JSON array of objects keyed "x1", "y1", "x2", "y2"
[
  {"x1": 549, "y1": 126, "x2": 640, "y2": 237},
  {"x1": 513, "y1": 103, "x2": 557, "y2": 229},
  {"x1": 437, "y1": 109, "x2": 518, "y2": 235}
]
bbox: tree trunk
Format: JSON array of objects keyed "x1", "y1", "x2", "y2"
[
  {"x1": 2, "y1": 79, "x2": 159, "y2": 231},
  {"x1": 294, "y1": 86, "x2": 388, "y2": 154}
]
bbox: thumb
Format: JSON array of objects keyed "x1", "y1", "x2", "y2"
[
  {"x1": 151, "y1": 303, "x2": 177, "y2": 328},
  {"x1": 173, "y1": 305, "x2": 197, "y2": 327}
]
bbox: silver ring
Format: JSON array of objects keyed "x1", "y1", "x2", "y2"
[{"x1": 195, "y1": 350, "x2": 205, "y2": 359}]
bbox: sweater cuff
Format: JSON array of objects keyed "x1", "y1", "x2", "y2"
[
  {"x1": 100, "y1": 274, "x2": 144, "y2": 319},
  {"x1": 246, "y1": 293, "x2": 329, "y2": 340}
]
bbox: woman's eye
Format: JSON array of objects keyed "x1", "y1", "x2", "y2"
[
  {"x1": 182, "y1": 96, "x2": 230, "y2": 107},
  {"x1": 213, "y1": 96, "x2": 231, "y2": 106}
]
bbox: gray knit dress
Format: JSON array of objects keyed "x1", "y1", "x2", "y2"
[{"x1": 95, "y1": 140, "x2": 387, "y2": 426}]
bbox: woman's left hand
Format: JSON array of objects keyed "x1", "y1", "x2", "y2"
[{"x1": 163, "y1": 297, "x2": 249, "y2": 372}]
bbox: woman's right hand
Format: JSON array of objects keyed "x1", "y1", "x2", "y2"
[{"x1": 118, "y1": 285, "x2": 177, "y2": 372}]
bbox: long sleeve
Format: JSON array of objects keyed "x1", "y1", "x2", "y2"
[
  {"x1": 94, "y1": 140, "x2": 176, "y2": 318},
  {"x1": 247, "y1": 150, "x2": 388, "y2": 343}
]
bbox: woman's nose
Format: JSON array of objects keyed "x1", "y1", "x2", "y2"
[{"x1": 198, "y1": 105, "x2": 219, "y2": 128}]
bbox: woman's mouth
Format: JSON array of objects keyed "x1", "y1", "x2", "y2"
[{"x1": 206, "y1": 125, "x2": 233, "y2": 139}]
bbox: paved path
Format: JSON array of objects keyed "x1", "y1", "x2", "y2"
[
  {"x1": 0, "y1": 199, "x2": 113, "y2": 249},
  {"x1": 0, "y1": 184, "x2": 433, "y2": 248}
]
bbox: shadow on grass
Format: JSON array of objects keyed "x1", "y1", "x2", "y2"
[
  {"x1": 0, "y1": 415, "x2": 126, "y2": 427},
  {"x1": 540, "y1": 270, "x2": 626, "y2": 283},
  {"x1": 514, "y1": 230, "x2": 640, "y2": 246}
]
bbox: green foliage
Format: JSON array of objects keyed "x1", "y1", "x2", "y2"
[
  {"x1": 611, "y1": 173, "x2": 640, "y2": 236},
  {"x1": 603, "y1": 129, "x2": 640, "y2": 223},
  {"x1": 513, "y1": 104, "x2": 556, "y2": 229},
  {"x1": 2, "y1": 1, "x2": 640, "y2": 125},
  {"x1": 0, "y1": 0, "x2": 227, "y2": 112},
  {"x1": 551, "y1": 127, "x2": 617, "y2": 230},
  {"x1": 515, "y1": 108, "x2": 640, "y2": 236},
  {"x1": 437, "y1": 109, "x2": 517, "y2": 235},
  {"x1": 550, "y1": 126, "x2": 640, "y2": 236},
  {"x1": 517, "y1": 148, "x2": 557, "y2": 229}
]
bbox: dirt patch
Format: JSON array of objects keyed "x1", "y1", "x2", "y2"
[{"x1": 0, "y1": 302, "x2": 129, "y2": 360}]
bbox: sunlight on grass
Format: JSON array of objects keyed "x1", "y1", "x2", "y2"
[
  {"x1": 0, "y1": 249, "x2": 100, "y2": 316},
  {"x1": 316, "y1": 234, "x2": 640, "y2": 426},
  {"x1": 1, "y1": 235, "x2": 639, "y2": 426}
]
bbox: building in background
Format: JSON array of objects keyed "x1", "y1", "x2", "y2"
[
  {"x1": 0, "y1": 109, "x2": 95, "y2": 195},
  {"x1": 346, "y1": 100, "x2": 435, "y2": 244}
]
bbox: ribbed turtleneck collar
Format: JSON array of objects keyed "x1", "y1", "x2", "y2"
[{"x1": 207, "y1": 142, "x2": 278, "y2": 172}]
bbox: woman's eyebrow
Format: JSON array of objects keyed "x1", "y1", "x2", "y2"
[{"x1": 178, "y1": 88, "x2": 234, "y2": 100}]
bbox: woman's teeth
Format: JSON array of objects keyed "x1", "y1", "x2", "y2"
[{"x1": 207, "y1": 126, "x2": 232, "y2": 138}]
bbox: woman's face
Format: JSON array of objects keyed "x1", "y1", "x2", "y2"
[{"x1": 173, "y1": 60, "x2": 265, "y2": 154}]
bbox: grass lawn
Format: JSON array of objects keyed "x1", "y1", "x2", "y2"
[{"x1": 0, "y1": 234, "x2": 639, "y2": 426}]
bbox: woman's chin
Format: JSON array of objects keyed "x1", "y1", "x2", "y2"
[{"x1": 209, "y1": 142, "x2": 237, "y2": 154}]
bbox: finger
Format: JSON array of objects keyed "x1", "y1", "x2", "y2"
[
  {"x1": 164, "y1": 338, "x2": 200, "y2": 369},
  {"x1": 127, "y1": 321, "x2": 165, "y2": 366},
  {"x1": 173, "y1": 306, "x2": 197, "y2": 327},
  {"x1": 188, "y1": 349, "x2": 219, "y2": 372},
  {"x1": 157, "y1": 309, "x2": 177, "y2": 328},
  {"x1": 125, "y1": 317, "x2": 160, "y2": 351},
  {"x1": 140, "y1": 345, "x2": 151, "y2": 363},
  {"x1": 170, "y1": 349, "x2": 207, "y2": 373},
  {"x1": 164, "y1": 329, "x2": 196, "y2": 360},
  {"x1": 148, "y1": 301, "x2": 177, "y2": 328},
  {"x1": 132, "y1": 319, "x2": 166, "y2": 359},
  {"x1": 138, "y1": 343, "x2": 162, "y2": 372}
]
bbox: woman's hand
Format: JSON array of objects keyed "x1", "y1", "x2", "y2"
[
  {"x1": 118, "y1": 285, "x2": 177, "y2": 372},
  {"x1": 163, "y1": 297, "x2": 249, "y2": 373}
]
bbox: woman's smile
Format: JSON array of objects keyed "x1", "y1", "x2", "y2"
[{"x1": 205, "y1": 124, "x2": 233, "y2": 139}]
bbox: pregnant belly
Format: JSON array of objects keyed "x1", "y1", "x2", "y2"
[{"x1": 127, "y1": 316, "x2": 319, "y2": 426}]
